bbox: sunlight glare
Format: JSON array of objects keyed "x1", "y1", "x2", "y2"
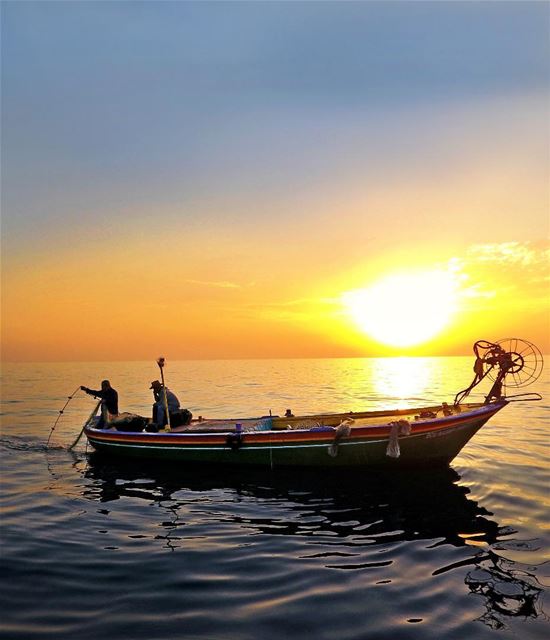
[
  {"x1": 343, "y1": 270, "x2": 458, "y2": 347},
  {"x1": 373, "y1": 357, "x2": 433, "y2": 403}
]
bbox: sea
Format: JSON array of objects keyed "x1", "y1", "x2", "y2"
[{"x1": 1, "y1": 357, "x2": 549, "y2": 640}]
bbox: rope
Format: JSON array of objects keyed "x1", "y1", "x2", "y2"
[
  {"x1": 454, "y1": 366, "x2": 494, "y2": 405},
  {"x1": 46, "y1": 386, "x2": 82, "y2": 448}
]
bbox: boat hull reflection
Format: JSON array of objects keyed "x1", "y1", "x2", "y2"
[{"x1": 83, "y1": 457, "x2": 545, "y2": 628}]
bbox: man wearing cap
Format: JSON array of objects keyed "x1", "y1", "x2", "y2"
[{"x1": 150, "y1": 380, "x2": 180, "y2": 428}]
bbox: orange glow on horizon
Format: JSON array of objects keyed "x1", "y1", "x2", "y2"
[{"x1": 2, "y1": 238, "x2": 548, "y2": 361}]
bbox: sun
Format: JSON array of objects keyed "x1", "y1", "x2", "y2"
[{"x1": 342, "y1": 270, "x2": 458, "y2": 347}]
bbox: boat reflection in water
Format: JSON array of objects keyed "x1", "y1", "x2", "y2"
[{"x1": 83, "y1": 455, "x2": 544, "y2": 630}]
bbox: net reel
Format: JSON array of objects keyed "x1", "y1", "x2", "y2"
[{"x1": 454, "y1": 339, "x2": 544, "y2": 405}]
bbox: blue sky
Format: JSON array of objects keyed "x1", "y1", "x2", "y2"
[{"x1": 3, "y1": 1, "x2": 548, "y2": 242}]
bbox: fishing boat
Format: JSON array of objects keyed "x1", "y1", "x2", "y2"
[{"x1": 81, "y1": 339, "x2": 543, "y2": 469}]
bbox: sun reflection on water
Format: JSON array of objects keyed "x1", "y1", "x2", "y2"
[{"x1": 371, "y1": 357, "x2": 435, "y2": 405}]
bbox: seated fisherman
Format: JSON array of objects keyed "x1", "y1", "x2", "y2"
[
  {"x1": 150, "y1": 380, "x2": 180, "y2": 428},
  {"x1": 81, "y1": 380, "x2": 119, "y2": 428}
]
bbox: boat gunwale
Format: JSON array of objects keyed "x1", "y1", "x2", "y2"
[
  {"x1": 85, "y1": 418, "x2": 492, "y2": 453},
  {"x1": 84, "y1": 400, "x2": 507, "y2": 446}
]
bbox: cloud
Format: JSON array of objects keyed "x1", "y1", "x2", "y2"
[
  {"x1": 466, "y1": 242, "x2": 546, "y2": 267},
  {"x1": 243, "y1": 297, "x2": 340, "y2": 324},
  {"x1": 185, "y1": 279, "x2": 244, "y2": 289},
  {"x1": 252, "y1": 297, "x2": 339, "y2": 308},
  {"x1": 451, "y1": 241, "x2": 549, "y2": 304}
]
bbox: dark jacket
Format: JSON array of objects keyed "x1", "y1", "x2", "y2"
[{"x1": 83, "y1": 387, "x2": 119, "y2": 415}]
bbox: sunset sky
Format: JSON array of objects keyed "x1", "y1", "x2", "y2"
[{"x1": 2, "y1": 1, "x2": 549, "y2": 361}]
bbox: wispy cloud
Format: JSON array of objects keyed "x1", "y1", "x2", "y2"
[
  {"x1": 466, "y1": 242, "x2": 548, "y2": 267},
  {"x1": 250, "y1": 297, "x2": 339, "y2": 309},
  {"x1": 185, "y1": 279, "x2": 254, "y2": 289},
  {"x1": 451, "y1": 241, "x2": 549, "y2": 303},
  {"x1": 242, "y1": 297, "x2": 340, "y2": 324}
]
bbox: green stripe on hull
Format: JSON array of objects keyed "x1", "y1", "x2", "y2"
[{"x1": 88, "y1": 417, "x2": 489, "y2": 468}]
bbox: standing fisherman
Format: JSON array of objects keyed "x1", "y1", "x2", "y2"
[{"x1": 81, "y1": 380, "x2": 119, "y2": 428}]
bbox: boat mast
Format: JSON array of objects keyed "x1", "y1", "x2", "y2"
[{"x1": 157, "y1": 357, "x2": 172, "y2": 432}]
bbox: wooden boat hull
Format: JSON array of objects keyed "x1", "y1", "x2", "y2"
[{"x1": 84, "y1": 401, "x2": 506, "y2": 468}]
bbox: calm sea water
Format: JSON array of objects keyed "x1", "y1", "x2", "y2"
[{"x1": 1, "y1": 357, "x2": 549, "y2": 640}]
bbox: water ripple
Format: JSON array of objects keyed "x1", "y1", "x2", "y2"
[{"x1": 1, "y1": 358, "x2": 548, "y2": 639}]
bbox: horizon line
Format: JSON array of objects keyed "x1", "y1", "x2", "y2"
[{"x1": 1, "y1": 353, "x2": 487, "y2": 365}]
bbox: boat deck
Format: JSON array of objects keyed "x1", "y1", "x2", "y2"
[{"x1": 169, "y1": 403, "x2": 484, "y2": 434}]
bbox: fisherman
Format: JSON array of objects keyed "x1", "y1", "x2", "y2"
[
  {"x1": 150, "y1": 380, "x2": 181, "y2": 428},
  {"x1": 81, "y1": 380, "x2": 119, "y2": 428}
]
